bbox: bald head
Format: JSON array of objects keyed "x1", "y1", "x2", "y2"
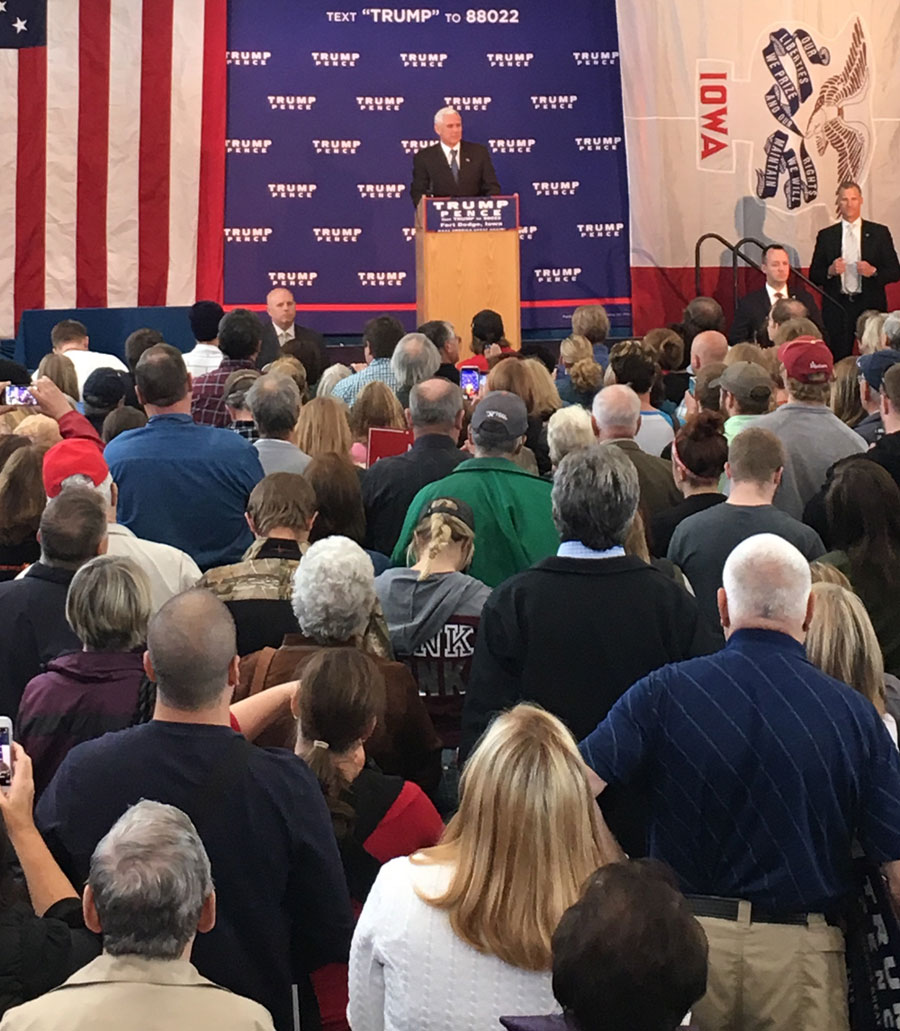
[
  {"x1": 720, "y1": 534, "x2": 812, "y2": 639},
  {"x1": 592, "y1": 385, "x2": 641, "y2": 440},
  {"x1": 266, "y1": 287, "x2": 296, "y2": 331},
  {"x1": 691, "y1": 331, "x2": 728, "y2": 370},
  {"x1": 147, "y1": 591, "x2": 237, "y2": 711},
  {"x1": 409, "y1": 377, "x2": 464, "y2": 434}
]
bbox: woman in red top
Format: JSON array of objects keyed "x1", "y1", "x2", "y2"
[{"x1": 297, "y1": 648, "x2": 443, "y2": 1031}]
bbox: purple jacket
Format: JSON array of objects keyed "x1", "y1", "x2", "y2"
[{"x1": 18, "y1": 651, "x2": 145, "y2": 798}]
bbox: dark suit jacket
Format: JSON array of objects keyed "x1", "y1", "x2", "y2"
[
  {"x1": 809, "y1": 220, "x2": 900, "y2": 315},
  {"x1": 729, "y1": 285, "x2": 824, "y2": 345},
  {"x1": 409, "y1": 140, "x2": 501, "y2": 208},
  {"x1": 258, "y1": 321, "x2": 327, "y2": 374}
]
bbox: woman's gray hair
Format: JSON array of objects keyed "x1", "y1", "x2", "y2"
[
  {"x1": 551, "y1": 444, "x2": 639, "y2": 550},
  {"x1": 547, "y1": 406, "x2": 594, "y2": 466},
  {"x1": 391, "y1": 333, "x2": 441, "y2": 388},
  {"x1": 316, "y1": 364, "x2": 353, "y2": 397},
  {"x1": 722, "y1": 533, "x2": 811, "y2": 626},
  {"x1": 66, "y1": 554, "x2": 152, "y2": 651},
  {"x1": 292, "y1": 536, "x2": 375, "y2": 644},
  {"x1": 89, "y1": 800, "x2": 213, "y2": 960}
]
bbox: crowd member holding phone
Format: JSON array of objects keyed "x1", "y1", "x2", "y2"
[{"x1": 0, "y1": 742, "x2": 100, "y2": 1019}]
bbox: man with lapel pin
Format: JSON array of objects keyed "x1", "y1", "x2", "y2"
[
  {"x1": 409, "y1": 106, "x2": 501, "y2": 209},
  {"x1": 809, "y1": 180, "x2": 900, "y2": 360}
]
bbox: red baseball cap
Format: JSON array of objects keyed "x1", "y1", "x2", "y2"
[
  {"x1": 42, "y1": 439, "x2": 109, "y2": 499},
  {"x1": 777, "y1": 335, "x2": 833, "y2": 383}
]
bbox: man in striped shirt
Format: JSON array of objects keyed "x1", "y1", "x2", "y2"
[{"x1": 580, "y1": 533, "x2": 900, "y2": 1031}]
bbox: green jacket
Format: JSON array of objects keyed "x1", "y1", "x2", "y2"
[{"x1": 391, "y1": 457, "x2": 559, "y2": 588}]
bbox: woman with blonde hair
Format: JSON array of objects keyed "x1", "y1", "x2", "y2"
[
  {"x1": 349, "y1": 381, "x2": 406, "y2": 467},
  {"x1": 860, "y1": 312, "x2": 888, "y2": 355},
  {"x1": 525, "y1": 359, "x2": 563, "y2": 419},
  {"x1": 375, "y1": 498, "x2": 491, "y2": 809},
  {"x1": 349, "y1": 703, "x2": 621, "y2": 1031},
  {"x1": 830, "y1": 356, "x2": 865, "y2": 427},
  {"x1": 34, "y1": 353, "x2": 78, "y2": 406},
  {"x1": 556, "y1": 335, "x2": 604, "y2": 410},
  {"x1": 0, "y1": 443, "x2": 46, "y2": 581},
  {"x1": 317, "y1": 363, "x2": 353, "y2": 398},
  {"x1": 295, "y1": 395, "x2": 353, "y2": 461},
  {"x1": 806, "y1": 582, "x2": 896, "y2": 744}
]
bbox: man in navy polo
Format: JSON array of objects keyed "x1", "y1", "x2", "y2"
[{"x1": 580, "y1": 533, "x2": 900, "y2": 1031}]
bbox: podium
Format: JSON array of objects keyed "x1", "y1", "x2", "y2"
[{"x1": 415, "y1": 195, "x2": 520, "y2": 361}]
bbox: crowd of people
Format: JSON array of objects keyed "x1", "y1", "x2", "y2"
[{"x1": 0, "y1": 273, "x2": 900, "y2": 1031}]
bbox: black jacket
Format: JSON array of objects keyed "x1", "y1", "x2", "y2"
[
  {"x1": 410, "y1": 141, "x2": 501, "y2": 208},
  {"x1": 810, "y1": 220, "x2": 900, "y2": 311},
  {"x1": 729, "y1": 285, "x2": 824, "y2": 346},
  {"x1": 0, "y1": 564, "x2": 80, "y2": 718},
  {"x1": 258, "y1": 322, "x2": 327, "y2": 374},
  {"x1": 0, "y1": 897, "x2": 99, "y2": 1019},
  {"x1": 459, "y1": 555, "x2": 721, "y2": 854},
  {"x1": 362, "y1": 435, "x2": 466, "y2": 556}
]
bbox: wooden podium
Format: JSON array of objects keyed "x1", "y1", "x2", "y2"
[{"x1": 415, "y1": 194, "x2": 520, "y2": 360}]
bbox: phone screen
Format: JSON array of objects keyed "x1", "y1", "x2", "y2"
[
  {"x1": 3, "y1": 385, "x2": 38, "y2": 406},
  {"x1": 0, "y1": 724, "x2": 11, "y2": 787},
  {"x1": 460, "y1": 366, "x2": 480, "y2": 400}
]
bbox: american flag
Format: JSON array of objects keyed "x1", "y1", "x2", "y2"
[{"x1": 0, "y1": 0, "x2": 226, "y2": 339}]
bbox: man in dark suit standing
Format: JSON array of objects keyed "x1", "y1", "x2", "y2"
[
  {"x1": 257, "y1": 287, "x2": 327, "y2": 378},
  {"x1": 729, "y1": 244, "x2": 824, "y2": 346},
  {"x1": 809, "y1": 181, "x2": 900, "y2": 360},
  {"x1": 409, "y1": 106, "x2": 501, "y2": 208}
]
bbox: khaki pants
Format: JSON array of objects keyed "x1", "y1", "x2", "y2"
[{"x1": 692, "y1": 905, "x2": 849, "y2": 1031}]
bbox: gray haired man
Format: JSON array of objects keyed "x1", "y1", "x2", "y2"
[
  {"x1": 460, "y1": 443, "x2": 720, "y2": 853},
  {"x1": 391, "y1": 332, "x2": 441, "y2": 408},
  {"x1": 246, "y1": 374, "x2": 310, "y2": 476},
  {"x1": 1, "y1": 801, "x2": 274, "y2": 1030}
]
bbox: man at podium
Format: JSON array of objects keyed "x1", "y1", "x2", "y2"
[{"x1": 410, "y1": 106, "x2": 501, "y2": 208}]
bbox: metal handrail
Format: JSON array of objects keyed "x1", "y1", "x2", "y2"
[{"x1": 694, "y1": 233, "x2": 844, "y2": 316}]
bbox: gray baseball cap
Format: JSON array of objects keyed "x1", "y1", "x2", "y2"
[{"x1": 711, "y1": 362, "x2": 772, "y2": 404}]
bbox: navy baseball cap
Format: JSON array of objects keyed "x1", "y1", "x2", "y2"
[{"x1": 857, "y1": 349, "x2": 900, "y2": 391}]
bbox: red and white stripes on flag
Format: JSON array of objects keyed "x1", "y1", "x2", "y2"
[{"x1": 0, "y1": 0, "x2": 226, "y2": 340}]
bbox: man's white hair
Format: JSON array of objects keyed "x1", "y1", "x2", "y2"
[
  {"x1": 434, "y1": 105, "x2": 459, "y2": 125},
  {"x1": 591, "y1": 384, "x2": 640, "y2": 436},
  {"x1": 722, "y1": 533, "x2": 811, "y2": 626},
  {"x1": 62, "y1": 471, "x2": 114, "y2": 508}
]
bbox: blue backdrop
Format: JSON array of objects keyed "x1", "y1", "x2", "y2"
[{"x1": 225, "y1": 1, "x2": 630, "y2": 334}]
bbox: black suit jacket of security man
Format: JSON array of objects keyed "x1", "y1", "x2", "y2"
[{"x1": 410, "y1": 140, "x2": 501, "y2": 208}]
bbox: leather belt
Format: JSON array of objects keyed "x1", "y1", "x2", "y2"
[{"x1": 686, "y1": 894, "x2": 839, "y2": 927}]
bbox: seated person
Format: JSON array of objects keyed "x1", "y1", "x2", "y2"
[
  {"x1": 238, "y1": 536, "x2": 442, "y2": 793},
  {"x1": 0, "y1": 744, "x2": 100, "y2": 1020},
  {"x1": 198, "y1": 473, "x2": 317, "y2": 656},
  {"x1": 375, "y1": 498, "x2": 490, "y2": 753},
  {"x1": 18, "y1": 556, "x2": 152, "y2": 798},
  {"x1": 500, "y1": 860, "x2": 708, "y2": 1031},
  {"x1": 348, "y1": 705, "x2": 622, "y2": 1031},
  {"x1": 1, "y1": 795, "x2": 273, "y2": 1031}
]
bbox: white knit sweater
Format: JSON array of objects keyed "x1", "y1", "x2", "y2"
[{"x1": 348, "y1": 856, "x2": 560, "y2": 1031}]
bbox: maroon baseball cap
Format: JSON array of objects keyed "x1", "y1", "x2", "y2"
[{"x1": 777, "y1": 335, "x2": 833, "y2": 383}]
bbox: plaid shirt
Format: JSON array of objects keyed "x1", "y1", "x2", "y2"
[
  {"x1": 331, "y1": 358, "x2": 402, "y2": 408},
  {"x1": 229, "y1": 420, "x2": 259, "y2": 443},
  {"x1": 191, "y1": 358, "x2": 256, "y2": 427}
]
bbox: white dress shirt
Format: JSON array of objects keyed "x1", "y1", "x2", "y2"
[
  {"x1": 182, "y1": 343, "x2": 223, "y2": 379},
  {"x1": 274, "y1": 325, "x2": 295, "y2": 348},
  {"x1": 56, "y1": 349, "x2": 128, "y2": 401},
  {"x1": 440, "y1": 141, "x2": 460, "y2": 170},
  {"x1": 765, "y1": 282, "x2": 788, "y2": 306},
  {"x1": 841, "y1": 217, "x2": 862, "y2": 295}
]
